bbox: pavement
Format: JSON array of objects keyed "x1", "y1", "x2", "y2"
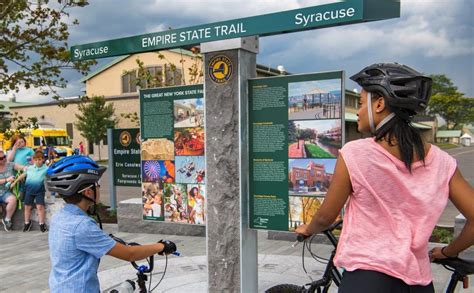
[
  {"x1": 0, "y1": 224, "x2": 472, "y2": 293},
  {"x1": 0, "y1": 145, "x2": 472, "y2": 292}
]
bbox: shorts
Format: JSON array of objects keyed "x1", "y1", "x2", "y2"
[
  {"x1": 24, "y1": 193, "x2": 45, "y2": 206},
  {"x1": 0, "y1": 191, "x2": 15, "y2": 204},
  {"x1": 338, "y1": 269, "x2": 434, "y2": 293}
]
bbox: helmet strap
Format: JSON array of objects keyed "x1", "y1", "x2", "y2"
[
  {"x1": 367, "y1": 92, "x2": 396, "y2": 135},
  {"x1": 367, "y1": 92, "x2": 376, "y2": 135}
]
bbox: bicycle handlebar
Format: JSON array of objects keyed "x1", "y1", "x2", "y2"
[{"x1": 295, "y1": 220, "x2": 343, "y2": 242}]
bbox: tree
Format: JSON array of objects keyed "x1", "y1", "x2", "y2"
[
  {"x1": 75, "y1": 96, "x2": 117, "y2": 160},
  {"x1": 429, "y1": 74, "x2": 458, "y2": 96},
  {"x1": 1, "y1": 0, "x2": 96, "y2": 101},
  {"x1": 0, "y1": 104, "x2": 10, "y2": 132},
  {"x1": 428, "y1": 93, "x2": 474, "y2": 129},
  {"x1": 427, "y1": 74, "x2": 474, "y2": 129}
]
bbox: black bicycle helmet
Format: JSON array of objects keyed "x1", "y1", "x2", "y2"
[
  {"x1": 350, "y1": 63, "x2": 432, "y2": 113},
  {"x1": 46, "y1": 155, "x2": 106, "y2": 197}
]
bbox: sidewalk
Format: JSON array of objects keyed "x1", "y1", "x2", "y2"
[{"x1": 0, "y1": 223, "x2": 472, "y2": 292}]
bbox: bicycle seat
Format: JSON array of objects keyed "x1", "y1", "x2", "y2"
[{"x1": 434, "y1": 257, "x2": 474, "y2": 276}]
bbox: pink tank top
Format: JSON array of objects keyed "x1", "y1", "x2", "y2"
[{"x1": 333, "y1": 138, "x2": 457, "y2": 285}]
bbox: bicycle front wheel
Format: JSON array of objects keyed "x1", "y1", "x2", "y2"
[{"x1": 265, "y1": 284, "x2": 305, "y2": 293}]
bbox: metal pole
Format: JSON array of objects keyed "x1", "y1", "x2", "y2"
[{"x1": 107, "y1": 128, "x2": 117, "y2": 210}]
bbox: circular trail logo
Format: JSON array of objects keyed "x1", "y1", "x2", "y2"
[
  {"x1": 208, "y1": 55, "x2": 233, "y2": 84},
  {"x1": 119, "y1": 131, "x2": 132, "y2": 147}
]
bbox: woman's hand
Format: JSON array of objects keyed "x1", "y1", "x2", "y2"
[
  {"x1": 295, "y1": 224, "x2": 312, "y2": 236},
  {"x1": 6, "y1": 176, "x2": 15, "y2": 183}
]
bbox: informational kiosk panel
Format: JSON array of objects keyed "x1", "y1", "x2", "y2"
[
  {"x1": 139, "y1": 85, "x2": 206, "y2": 224},
  {"x1": 249, "y1": 71, "x2": 344, "y2": 231},
  {"x1": 112, "y1": 128, "x2": 141, "y2": 187}
]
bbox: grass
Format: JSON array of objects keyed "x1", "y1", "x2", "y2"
[
  {"x1": 434, "y1": 143, "x2": 459, "y2": 150},
  {"x1": 430, "y1": 226, "x2": 454, "y2": 244},
  {"x1": 305, "y1": 143, "x2": 335, "y2": 158}
]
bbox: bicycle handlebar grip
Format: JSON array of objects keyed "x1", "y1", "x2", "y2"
[
  {"x1": 158, "y1": 240, "x2": 177, "y2": 255},
  {"x1": 296, "y1": 234, "x2": 309, "y2": 242}
]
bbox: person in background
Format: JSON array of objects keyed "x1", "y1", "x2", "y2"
[
  {"x1": 79, "y1": 141, "x2": 85, "y2": 155},
  {"x1": 0, "y1": 148, "x2": 26, "y2": 231},
  {"x1": 296, "y1": 63, "x2": 473, "y2": 292},
  {"x1": 7, "y1": 135, "x2": 34, "y2": 202},
  {"x1": 16, "y1": 150, "x2": 49, "y2": 232}
]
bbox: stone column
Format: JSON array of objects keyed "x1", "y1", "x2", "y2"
[{"x1": 202, "y1": 37, "x2": 259, "y2": 293}]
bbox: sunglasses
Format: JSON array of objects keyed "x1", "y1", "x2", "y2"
[{"x1": 0, "y1": 156, "x2": 6, "y2": 160}]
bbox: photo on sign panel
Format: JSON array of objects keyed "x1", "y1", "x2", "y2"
[
  {"x1": 174, "y1": 98, "x2": 204, "y2": 128},
  {"x1": 163, "y1": 183, "x2": 189, "y2": 223},
  {"x1": 142, "y1": 182, "x2": 164, "y2": 220},
  {"x1": 141, "y1": 138, "x2": 174, "y2": 160},
  {"x1": 175, "y1": 156, "x2": 205, "y2": 184},
  {"x1": 288, "y1": 158, "x2": 336, "y2": 196},
  {"x1": 187, "y1": 184, "x2": 206, "y2": 225},
  {"x1": 288, "y1": 119, "x2": 341, "y2": 158},
  {"x1": 288, "y1": 79, "x2": 341, "y2": 120},
  {"x1": 141, "y1": 160, "x2": 175, "y2": 183},
  {"x1": 174, "y1": 127, "x2": 205, "y2": 156}
]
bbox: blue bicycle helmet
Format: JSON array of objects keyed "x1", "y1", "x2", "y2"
[{"x1": 46, "y1": 155, "x2": 106, "y2": 197}]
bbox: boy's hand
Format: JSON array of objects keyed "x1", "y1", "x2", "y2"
[
  {"x1": 158, "y1": 240, "x2": 177, "y2": 255},
  {"x1": 6, "y1": 176, "x2": 15, "y2": 183}
]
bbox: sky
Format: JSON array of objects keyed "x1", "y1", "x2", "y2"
[{"x1": 1, "y1": 0, "x2": 473, "y2": 103}]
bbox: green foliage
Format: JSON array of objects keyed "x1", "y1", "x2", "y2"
[
  {"x1": 74, "y1": 96, "x2": 117, "y2": 159},
  {"x1": 431, "y1": 226, "x2": 453, "y2": 244},
  {"x1": 434, "y1": 143, "x2": 458, "y2": 150},
  {"x1": 288, "y1": 120, "x2": 297, "y2": 143},
  {"x1": 304, "y1": 143, "x2": 334, "y2": 158},
  {"x1": 427, "y1": 74, "x2": 473, "y2": 129},
  {"x1": 120, "y1": 112, "x2": 140, "y2": 127},
  {"x1": 0, "y1": 0, "x2": 96, "y2": 100},
  {"x1": 429, "y1": 74, "x2": 458, "y2": 96}
]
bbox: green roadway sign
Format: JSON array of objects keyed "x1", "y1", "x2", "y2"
[{"x1": 71, "y1": 0, "x2": 399, "y2": 61}]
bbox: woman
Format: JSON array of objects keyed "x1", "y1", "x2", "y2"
[
  {"x1": 0, "y1": 149, "x2": 25, "y2": 231},
  {"x1": 296, "y1": 63, "x2": 474, "y2": 292}
]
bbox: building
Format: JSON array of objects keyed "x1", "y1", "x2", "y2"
[
  {"x1": 7, "y1": 49, "x2": 284, "y2": 158},
  {"x1": 7, "y1": 53, "x2": 435, "y2": 158},
  {"x1": 436, "y1": 130, "x2": 462, "y2": 144},
  {"x1": 289, "y1": 161, "x2": 332, "y2": 192}
]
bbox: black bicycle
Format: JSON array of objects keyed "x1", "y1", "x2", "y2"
[
  {"x1": 266, "y1": 220, "x2": 343, "y2": 293},
  {"x1": 107, "y1": 234, "x2": 180, "y2": 293},
  {"x1": 266, "y1": 220, "x2": 474, "y2": 293}
]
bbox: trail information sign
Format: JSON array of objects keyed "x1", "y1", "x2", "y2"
[
  {"x1": 139, "y1": 85, "x2": 206, "y2": 224},
  {"x1": 71, "y1": 0, "x2": 399, "y2": 61},
  {"x1": 249, "y1": 71, "x2": 344, "y2": 231},
  {"x1": 112, "y1": 128, "x2": 141, "y2": 187}
]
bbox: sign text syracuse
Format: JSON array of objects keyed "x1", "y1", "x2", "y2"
[{"x1": 71, "y1": 0, "x2": 399, "y2": 61}]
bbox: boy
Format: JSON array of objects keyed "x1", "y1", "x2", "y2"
[
  {"x1": 46, "y1": 155, "x2": 177, "y2": 292},
  {"x1": 17, "y1": 150, "x2": 48, "y2": 232}
]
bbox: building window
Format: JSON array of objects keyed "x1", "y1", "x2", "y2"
[
  {"x1": 165, "y1": 64, "x2": 183, "y2": 86},
  {"x1": 122, "y1": 70, "x2": 137, "y2": 93},
  {"x1": 66, "y1": 123, "x2": 74, "y2": 139},
  {"x1": 143, "y1": 66, "x2": 163, "y2": 88},
  {"x1": 102, "y1": 135, "x2": 108, "y2": 146}
]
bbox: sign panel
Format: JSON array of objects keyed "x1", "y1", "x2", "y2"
[
  {"x1": 70, "y1": 0, "x2": 400, "y2": 61},
  {"x1": 249, "y1": 72, "x2": 344, "y2": 231},
  {"x1": 112, "y1": 128, "x2": 141, "y2": 187},
  {"x1": 140, "y1": 85, "x2": 206, "y2": 224}
]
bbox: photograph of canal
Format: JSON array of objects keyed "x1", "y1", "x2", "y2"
[{"x1": 288, "y1": 119, "x2": 341, "y2": 158}]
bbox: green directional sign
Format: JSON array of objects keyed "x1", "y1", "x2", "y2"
[{"x1": 71, "y1": 0, "x2": 399, "y2": 61}]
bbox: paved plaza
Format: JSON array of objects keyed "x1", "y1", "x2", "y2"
[{"x1": 0, "y1": 146, "x2": 472, "y2": 292}]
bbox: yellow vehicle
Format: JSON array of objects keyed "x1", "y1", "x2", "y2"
[{"x1": 0, "y1": 128, "x2": 73, "y2": 158}]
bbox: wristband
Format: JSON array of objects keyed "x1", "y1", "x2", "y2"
[{"x1": 441, "y1": 246, "x2": 457, "y2": 258}]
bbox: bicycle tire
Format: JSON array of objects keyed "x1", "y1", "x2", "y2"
[{"x1": 265, "y1": 284, "x2": 305, "y2": 293}]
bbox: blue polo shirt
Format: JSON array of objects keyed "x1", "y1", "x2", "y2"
[
  {"x1": 8, "y1": 147, "x2": 34, "y2": 166},
  {"x1": 49, "y1": 204, "x2": 116, "y2": 293},
  {"x1": 25, "y1": 164, "x2": 48, "y2": 195}
]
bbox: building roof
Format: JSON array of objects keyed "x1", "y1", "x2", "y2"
[
  {"x1": 344, "y1": 112, "x2": 432, "y2": 130},
  {"x1": 436, "y1": 130, "x2": 462, "y2": 138},
  {"x1": 0, "y1": 100, "x2": 34, "y2": 111},
  {"x1": 461, "y1": 133, "x2": 472, "y2": 139}
]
